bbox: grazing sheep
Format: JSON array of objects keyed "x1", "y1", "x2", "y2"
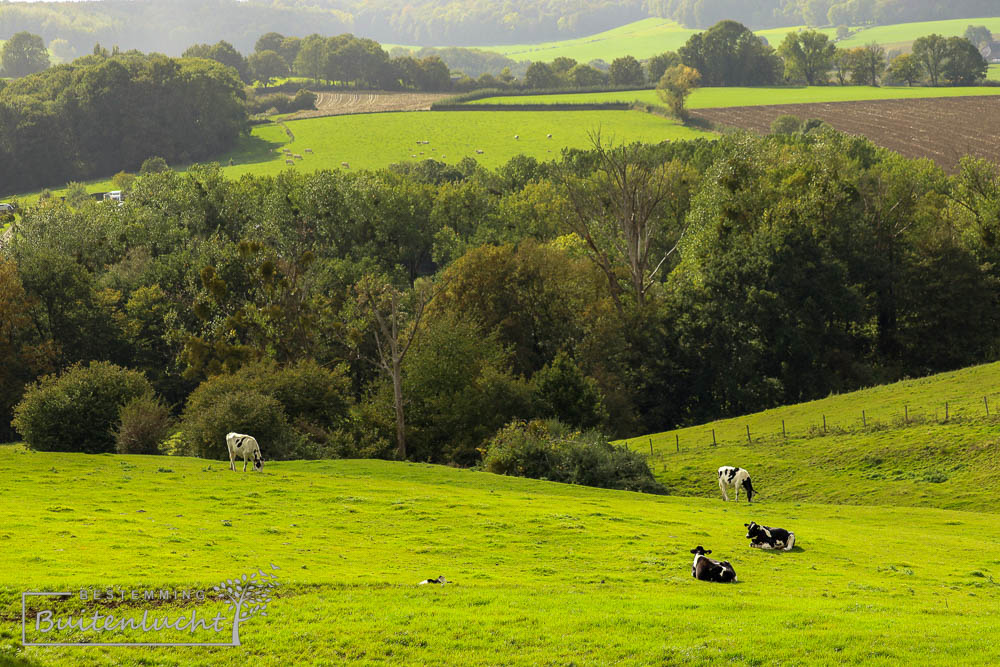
[
  {"x1": 285, "y1": 159, "x2": 295, "y2": 165},
  {"x1": 547, "y1": 133, "x2": 552, "y2": 138},
  {"x1": 341, "y1": 161, "x2": 350, "y2": 168},
  {"x1": 411, "y1": 154, "x2": 417, "y2": 157},
  {"x1": 475, "y1": 149, "x2": 484, "y2": 154},
  {"x1": 293, "y1": 154, "x2": 303, "y2": 159},
  {"x1": 226, "y1": 432, "x2": 263, "y2": 472},
  {"x1": 514, "y1": 135, "x2": 519, "y2": 140},
  {"x1": 304, "y1": 148, "x2": 313, "y2": 153}
]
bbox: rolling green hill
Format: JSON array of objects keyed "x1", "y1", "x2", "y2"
[
  {"x1": 2, "y1": 444, "x2": 1000, "y2": 665},
  {"x1": 627, "y1": 361, "x2": 1000, "y2": 512},
  {"x1": 836, "y1": 16, "x2": 1000, "y2": 50}
]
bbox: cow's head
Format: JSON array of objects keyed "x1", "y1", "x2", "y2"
[
  {"x1": 744, "y1": 521, "x2": 762, "y2": 540},
  {"x1": 253, "y1": 450, "x2": 264, "y2": 472},
  {"x1": 741, "y1": 475, "x2": 754, "y2": 502},
  {"x1": 690, "y1": 546, "x2": 711, "y2": 556}
]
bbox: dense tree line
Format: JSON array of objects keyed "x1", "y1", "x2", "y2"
[
  {"x1": 4, "y1": 132, "x2": 1000, "y2": 465},
  {"x1": 0, "y1": 52, "x2": 247, "y2": 193}
]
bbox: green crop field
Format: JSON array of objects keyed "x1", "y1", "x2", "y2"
[
  {"x1": 989, "y1": 64, "x2": 1000, "y2": 81},
  {"x1": 2, "y1": 109, "x2": 714, "y2": 204},
  {"x1": 836, "y1": 16, "x2": 1000, "y2": 50},
  {"x1": 3, "y1": 435, "x2": 1000, "y2": 665},
  {"x1": 468, "y1": 85, "x2": 1000, "y2": 108},
  {"x1": 629, "y1": 361, "x2": 1000, "y2": 511},
  {"x1": 389, "y1": 19, "x2": 823, "y2": 65}
]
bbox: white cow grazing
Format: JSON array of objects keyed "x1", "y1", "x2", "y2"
[
  {"x1": 718, "y1": 466, "x2": 754, "y2": 502},
  {"x1": 226, "y1": 432, "x2": 263, "y2": 472}
]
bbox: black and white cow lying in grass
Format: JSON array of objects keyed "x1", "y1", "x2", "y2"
[
  {"x1": 226, "y1": 432, "x2": 263, "y2": 472},
  {"x1": 744, "y1": 521, "x2": 796, "y2": 551},
  {"x1": 690, "y1": 546, "x2": 737, "y2": 583},
  {"x1": 718, "y1": 466, "x2": 754, "y2": 502}
]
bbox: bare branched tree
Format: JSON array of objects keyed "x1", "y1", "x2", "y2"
[
  {"x1": 555, "y1": 130, "x2": 695, "y2": 314},
  {"x1": 352, "y1": 274, "x2": 436, "y2": 459}
]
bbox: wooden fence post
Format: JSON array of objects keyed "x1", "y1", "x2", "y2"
[
  {"x1": 862, "y1": 409, "x2": 866, "y2": 427},
  {"x1": 945, "y1": 402, "x2": 949, "y2": 421},
  {"x1": 986, "y1": 396, "x2": 990, "y2": 416},
  {"x1": 822, "y1": 415, "x2": 826, "y2": 433},
  {"x1": 649, "y1": 439, "x2": 653, "y2": 456},
  {"x1": 712, "y1": 429, "x2": 716, "y2": 446},
  {"x1": 782, "y1": 420, "x2": 786, "y2": 438},
  {"x1": 675, "y1": 434, "x2": 679, "y2": 453},
  {"x1": 746, "y1": 425, "x2": 752, "y2": 445},
  {"x1": 905, "y1": 405, "x2": 909, "y2": 424}
]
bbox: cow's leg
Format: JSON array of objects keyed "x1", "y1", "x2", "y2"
[
  {"x1": 229, "y1": 449, "x2": 236, "y2": 472},
  {"x1": 719, "y1": 479, "x2": 729, "y2": 501},
  {"x1": 243, "y1": 455, "x2": 248, "y2": 472}
]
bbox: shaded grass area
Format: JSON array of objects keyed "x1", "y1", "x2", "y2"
[
  {"x1": 2, "y1": 445, "x2": 1000, "y2": 665},
  {"x1": 628, "y1": 361, "x2": 1000, "y2": 511}
]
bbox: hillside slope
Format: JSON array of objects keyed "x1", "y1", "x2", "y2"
[
  {"x1": 2, "y1": 446, "x2": 1000, "y2": 665},
  {"x1": 629, "y1": 362, "x2": 1000, "y2": 511}
]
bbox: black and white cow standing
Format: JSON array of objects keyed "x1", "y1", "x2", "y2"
[
  {"x1": 744, "y1": 521, "x2": 796, "y2": 551},
  {"x1": 690, "y1": 546, "x2": 737, "y2": 583},
  {"x1": 718, "y1": 466, "x2": 754, "y2": 502},
  {"x1": 226, "y1": 432, "x2": 263, "y2": 472}
]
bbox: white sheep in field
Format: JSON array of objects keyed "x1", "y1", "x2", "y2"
[
  {"x1": 293, "y1": 154, "x2": 303, "y2": 159},
  {"x1": 547, "y1": 133, "x2": 552, "y2": 138},
  {"x1": 285, "y1": 159, "x2": 295, "y2": 165},
  {"x1": 475, "y1": 149, "x2": 484, "y2": 154},
  {"x1": 341, "y1": 161, "x2": 350, "y2": 168},
  {"x1": 514, "y1": 135, "x2": 519, "y2": 140},
  {"x1": 304, "y1": 148, "x2": 313, "y2": 153}
]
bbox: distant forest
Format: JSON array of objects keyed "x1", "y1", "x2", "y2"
[{"x1": 0, "y1": 0, "x2": 997, "y2": 54}]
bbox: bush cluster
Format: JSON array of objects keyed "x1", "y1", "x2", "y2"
[
  {"x1": 482, "y1": 419, "x2": 666, "y2": 494},
  {"x1": 246, "y1": 88, "x2": 316, "y2": 115},
  {"x1": 13, "y1": 362, "x2": 155, "y2": 453},
  {"x1": 180, "y1": 359, "x2": 354, "y2": 461}
]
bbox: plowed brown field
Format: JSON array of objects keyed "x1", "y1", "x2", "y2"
[
  {"x1": 285, "y1": 91, "x2": 453, "y2": 119},
  {"x1": 691, "y1": 95, "x2": 1000, "y2": 173}
]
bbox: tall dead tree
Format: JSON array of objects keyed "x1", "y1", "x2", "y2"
[
  {"x1": 556, "y1": 130, "x2": 695, "y2": 314},
  {"x1": 353, "y1": 274, "x2": 434, "y2": 459}
]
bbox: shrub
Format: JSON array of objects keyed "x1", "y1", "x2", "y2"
[
  {"x1": 182, "y1": 390, "x2": 298, "y2": 460},
  {"x1": 483, "y1": 419, "x2": 666, "y2": 494},
  {"x1": 180, "y1": 360, "x2": 352, "y2": 460},
  {"x1": 13, "y1": 361, "x2": 155, "y2": 453},
  {"x1": 140, "y1": 156, "x2": 169, "y2": 175},
  {"x1": 114, "y1": 392, "x2": 174, "y2": 455},
  {"x1": 771, "y1": 114, "x2": 804, "y2": 135}
]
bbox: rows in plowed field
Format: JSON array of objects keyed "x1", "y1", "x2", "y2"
[
  {"x1": 286, "y1": 91, "x2": 453, "y2": 119},
  {"x1": 691, "y1": 95, "x2": 1000, "y2": 173}
]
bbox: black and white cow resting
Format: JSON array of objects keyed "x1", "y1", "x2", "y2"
[
  {"x1": 226, "y1": 432, "x2": 263, "y2": 472},
  {"x1": 690, "y1": 546, "x2": 737, "y2": 583},
  {"x1": 718, "y1": 466, "x2": 754, "y2": 502},
  {"x1": 744, "y1": 521, "x2": 796, "y2": 551}
]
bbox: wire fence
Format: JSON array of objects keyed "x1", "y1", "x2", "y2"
[{"x1": 632, "y1": 393, "x2": 1000, "y2": 457}]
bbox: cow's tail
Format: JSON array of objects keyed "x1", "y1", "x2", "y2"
[{"x1": 784, "y1": 533, "x2": 795, "y2": 551}]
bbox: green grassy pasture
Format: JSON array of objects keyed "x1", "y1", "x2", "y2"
[
  {"x1": 3, "y1": 444, "x2": 1000, "y2": 665},
  {"x1": 836, "y1": 17, "x2": 1000, "y2": 50},
  {"x1": 628, "y1": 361, "x2": 1000, "y2": 510},
  {"x1": 989, "y1": 64, "x2": 1000, "y2": 81},
  {"x1": 468, "y1": 85, "x2": 1000, "y2": 108},
  {"x1": 2, "y1": 110, "x2": 713, "y2": 203}
]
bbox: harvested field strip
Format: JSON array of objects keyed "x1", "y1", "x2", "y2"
[
  {"x1": 286, "y1": 91, "x2": 453, "y2": 119},
  {"x1": 690, "y1": 96, "x2": 1000, "y2": 173}
]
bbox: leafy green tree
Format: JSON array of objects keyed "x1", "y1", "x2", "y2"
[
  {"x1": 942, "y1": 36, "x2": 988, "y2": 85},
  {"x1": 679, "y1": 20, "x2": 783, "y2": 86},
  {"x1": 568, "y1": 63, "x2": 606, "y2": 87},
  {"x1": 656, "y1": 64, "x2": 700, "y2": 120},
  {"x1": 912, "y1": 34, "x2": 949, "y2": 86},
  {"x1": 1, "y1": 32, "x2": 50, "y2": 77},
  {"x1": 645, "y1": 51, "x2": 681, "y2": 84},
  {"x1": 963, "y1": 25, "x2": 993, "y2": 49},
  {"x1": 525, "y1": 61, "x2": 559, "y2": 89},
  {"x1": 848, "y1": 43, "x2": 886, "y2": 86},
  {"x1": 779, "y1": 30, "x2": 835, "y2": 85},
  {"x1": 885, "y1": 53, "x2": 922, "y2": 86},
  {"x1": 248, "y1": 49, "x2": 289, "y2": 85},
  {"x1": 531, "y1": 351, "x2": 607, "y2": 429},
  {"x1": 255, "y1": 32, "x2": 286, "y2": 55},
  {"x1": 609, "y1": 55, "x2": 644, "y2": 86}
]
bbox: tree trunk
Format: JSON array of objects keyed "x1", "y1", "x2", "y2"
[{"x1": 392, "y1": 355, "x2": 406, "y2": 459}]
